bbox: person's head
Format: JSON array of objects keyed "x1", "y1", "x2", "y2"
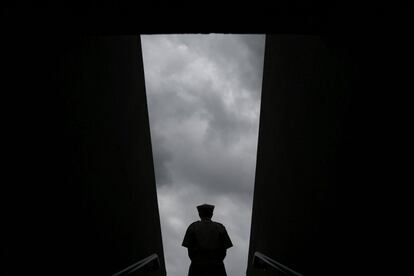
[{"x1": 197, "y1": 204, "x2": 214, "y2": 219}]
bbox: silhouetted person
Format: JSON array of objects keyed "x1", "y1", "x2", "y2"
[{"x1": 182, "y1": 204, "x2": 233, "y2": 276}]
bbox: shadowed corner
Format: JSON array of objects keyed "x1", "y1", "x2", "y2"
[
  {"x1": 112, "y1": 254, "x2": 161, "y2": 276},
  {"x1": 252, "y1": 252, "x2": 304, "y2": 276},
  {"x1": 252, "y1": 254, "x2": 267, "y2": 270},
  {"x1": 143, "y1": 255, "x2": 161, "y2": 272}
]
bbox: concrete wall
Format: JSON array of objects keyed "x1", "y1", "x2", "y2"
[
  {"x1": 4, "y1": 35, "x2": 165, "y2": 276},
  {"x1": 247, "y1": 34, "x2": 387, "y2": 276}
]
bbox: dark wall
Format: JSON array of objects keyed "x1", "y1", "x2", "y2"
[
  {"x1": 3, "y1": 35, "x2": 165, "y2": 276},
  {"x1": 247, "y1": 33, "x2": 408, "y2": 276},
  {"x1": 247, "y1": 35, "x2": 348, "y2": 276}
]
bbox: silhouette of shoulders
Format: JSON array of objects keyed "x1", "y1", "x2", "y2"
[
  {"x1": 182, "y1": 219, "x2": 232, "y2": 249},
  {"x1": 190, "y1": 220, "x2": 225, "y2": 227}
]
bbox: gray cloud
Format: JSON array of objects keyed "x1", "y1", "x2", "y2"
[{"x1": 141, "y1": 34, "x2": 265, "y2": 276}]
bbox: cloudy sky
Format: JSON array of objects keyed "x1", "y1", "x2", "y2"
[{"x1": 141, "y1": 34, "x2": 265, "y2": 276}]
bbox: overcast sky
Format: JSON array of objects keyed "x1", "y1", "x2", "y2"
[{"x1": 141, "y1": 34, "x2": 265, "y2": 276}]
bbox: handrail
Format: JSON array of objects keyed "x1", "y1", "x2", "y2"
[
  {"x1": 252, "y1": 252, "x2": 304, "y2": 276},
  {"x1": 112, "y1": 253, "x2": 160, "y2": 276}
]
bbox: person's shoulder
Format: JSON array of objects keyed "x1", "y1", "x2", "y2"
[
  {"x1": 188, "y1": 220, "x2": 201, "y2": 228},
  {"x1": 212, "y1": 221, "x2": 227, "y2": 229},
  {"x1": 184, "y1": 221, "x2": 199, "y2": 233}
]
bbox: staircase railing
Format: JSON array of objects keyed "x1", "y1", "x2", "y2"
[
  {"x1": 112, "y1": 253, "x2": 160, "y2": 276},
  {"x1": 252, "y1": 252, "x2": 304, "y2": 276}
]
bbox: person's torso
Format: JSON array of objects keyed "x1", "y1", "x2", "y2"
[{"x1": 191, "y1": 220, "x2": 224, "y2": 251}]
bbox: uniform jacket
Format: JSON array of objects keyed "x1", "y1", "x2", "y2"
[{"x1": 182, "y1": 219, "x2": 233, "y2": 276}]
